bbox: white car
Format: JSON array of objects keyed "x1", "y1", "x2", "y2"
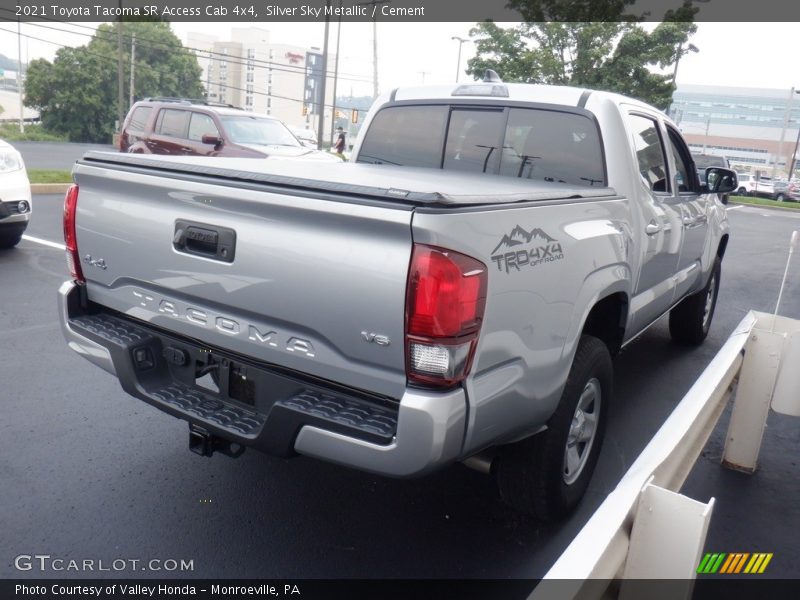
[
  {"x1": 0, "y1": 139, "x2": 32, "y2": 248},
  {"x1": 735, "y1": 173, "x2": 774, "y2": 198}
]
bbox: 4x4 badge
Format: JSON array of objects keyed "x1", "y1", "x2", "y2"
[
  {"x1": 83, "y1": 254, "x2": 107, "y2": 270},
  {"x1": 490, "y1": 225, "x2": 564, "y2": 273}
]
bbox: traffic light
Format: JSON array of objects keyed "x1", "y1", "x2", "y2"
[
  {"x1": 351, "y1": 109, "x2": 359, "y2": 124},
  {"x1": 302, "y1": 104, "x2": 308, "y2": 116}
]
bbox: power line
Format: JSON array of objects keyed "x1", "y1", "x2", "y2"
[
  {"x1": 0, "y1": 10, "x2": 374, "y2": 84},
  {"x1": 0, "y1": 26, "x2": 340, "y2": 110}
]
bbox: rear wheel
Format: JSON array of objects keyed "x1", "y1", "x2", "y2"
[
  {"x1": 669, "y1": 257, "x2": 720, "y2": 345},
  {"x1": 495, "y1": 335, "x2": 612, "y2": 521},
  {"x1": 736, "y1": 187, "x2": 746, "y2": 195},
  {"x1": 776, "y1": 193, "x2": 786, "y2": 201}
]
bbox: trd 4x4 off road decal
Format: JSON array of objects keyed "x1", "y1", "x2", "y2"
[{"x1": 490, "y1": 225, "x2": 564, "y2": 273}]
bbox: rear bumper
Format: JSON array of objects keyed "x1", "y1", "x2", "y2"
[{"x1": 58, "y1": 281, "x2": 467, "y2": 477}]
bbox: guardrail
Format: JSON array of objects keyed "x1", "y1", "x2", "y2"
[{"x1": 534, "y1": 307, "x2": 800, "y2": 599}]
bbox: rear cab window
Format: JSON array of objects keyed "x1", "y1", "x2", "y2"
[
  {"x1": 357, "y1": 104, "x2": 606, "y2": 187},
  {"x1": 127, "y1": 106, "x2": 152, "y2": 132},
  {"x1": 625, "y1": 113, "x2": 670, "y2": 194}
]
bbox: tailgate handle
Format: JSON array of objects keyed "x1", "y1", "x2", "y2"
[{"x1": 173, "y1": 220, "x2": 236, "y2": 263}]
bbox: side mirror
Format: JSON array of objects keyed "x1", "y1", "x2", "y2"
[
  {"x1": 703, "y1": 167, "x2": 737, "y2": 196},
  {"x1": 201, "y1": 134, "x2": 222, "y2": 146}
]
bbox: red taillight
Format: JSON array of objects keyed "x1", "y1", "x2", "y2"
[
  {"x1": 405, "y1": 244, "x2": 487, "y2": 388},
  {"x1": 63, "y1": 183, "x2": 84, "y2": 283}
]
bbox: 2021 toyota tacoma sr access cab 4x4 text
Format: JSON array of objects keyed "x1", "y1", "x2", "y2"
[{"x1": 59, "y1": 77, "x2": 736, "y2": 520}]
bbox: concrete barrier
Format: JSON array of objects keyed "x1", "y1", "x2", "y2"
[{"x1": 30, "y1": 183, "x2": 71, "y2": 195}]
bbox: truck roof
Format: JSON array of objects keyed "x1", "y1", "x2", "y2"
[{"x1": 388, "y1": 82, "x2": 662, "y2": 116}]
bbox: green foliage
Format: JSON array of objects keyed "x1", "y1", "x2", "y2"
[
  {"x1": 0, "y1": 123, "x2": 67, "y2": 142},
  {"x1": 27, "y1": 169, "x2": 73, "y2": 184},
  {"x1": 729, "y1": 196, "x2": 800, "y2": 210},
  {"x1": 466, "y1": 1, "x2": 698, "y2": 110},
  {"x1": 24, "y1": 21, "x2": 202, "y2": 143}
]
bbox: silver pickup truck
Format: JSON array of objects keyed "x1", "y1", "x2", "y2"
[{"x1": 59, "y1": 78, "x2": 736, "y2": 520}]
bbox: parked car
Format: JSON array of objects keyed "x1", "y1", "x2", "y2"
[
  {"x1": 289, "y1": 126, "x2": 318, "y2": 149},
  {"x1": 120, "y1": 98, "x2": 339, "y2": 162},
  {"x1": 0, "y1": 138, "x2": 32, "y2": 249},
  {"x1": 61, "y1": 78, "x2": 733, "y2": 520},
  {"x1": 773, "y1": 180, "x2": 800, "y2": 201},
  {"x1": 691, "y1": 152, "x2": 728, "y2": 183},
  {"x1": 735, "y1": 173, "x2": 775, "y2": 198}
]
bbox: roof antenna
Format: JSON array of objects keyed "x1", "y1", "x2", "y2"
[{"x1": 483, "y1": 69, "x2": 503, "y2": 83}]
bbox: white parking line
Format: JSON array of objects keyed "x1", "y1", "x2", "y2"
[
  {"x1": 726, "y1": 205, "x2": 744, "y2": 211},
  {"x1": 21, "y1": 235, "x2": 66, "y2": 250}
]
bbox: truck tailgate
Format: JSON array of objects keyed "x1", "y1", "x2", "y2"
[{"x1": 72, "y1": 161, "x2": 413, "y2": 400}]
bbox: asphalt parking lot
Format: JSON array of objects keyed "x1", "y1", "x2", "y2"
[{"x1": 2, "y1": 198, "x2": 799, "y2": 579}]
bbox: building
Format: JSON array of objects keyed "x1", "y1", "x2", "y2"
[
  {"x1": 185, "y1": 28, "x2": 336, "y2": 140},
  {"x1": 669, "y1": 84, "x2": 800, "y2": 178}
]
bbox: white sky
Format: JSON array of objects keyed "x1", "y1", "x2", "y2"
[{"x1": 1, "y1": 22, "x2": 799, "y2": 96}]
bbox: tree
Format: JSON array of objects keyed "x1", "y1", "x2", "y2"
[
  {"x1": 24, "y1": 21, "x2": 203, "y2": 142},
  {"x1": 466, "y1": 0, "x2": 698, "y2": 110}
]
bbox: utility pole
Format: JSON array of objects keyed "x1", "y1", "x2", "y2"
[
  {"x1": 329, "y1": 0, "x2": 342, "y2": 148},
  {"x1": 117, "y1": 19, "x2": 124, "y2": 132},
  {"x1": 773, "y1": 86, "x2": 795, "y2": 178},
  {"x1": 316, "y1": 0, "x2": 330, "y2": 151},
  {"x1": 128, "y1": 33, "x2": 136, "y2": 108},
  {"x1": 17, "y1": 19, "x2": 24, "y2": 133},
  {"x1": 418, "y1": 71, "x2": 429, "y2": 84},
  {"x1": 357, "y1": 0, "x2": 391, "y2": 98},
  {"x1": 787, "y1": 89, "x2": 800, "y2": 180},
  {"x1": 701, "y1": 115, "x2": 711, "y2": 153}
]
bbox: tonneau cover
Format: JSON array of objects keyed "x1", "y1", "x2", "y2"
[{"x1": 79, "y1": 151, "x2": 617, "y2": 207}]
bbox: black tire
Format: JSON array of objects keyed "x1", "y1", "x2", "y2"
[
  {"x1": 0, "y1": 230, "x2": 23, "y2": 249},
  {"x1": 669, "y1": 257, "x2": 721, "y2": 345},
  {"x1": 736, "y1": 187, "x2": 746, "y2": 195},
  {"x1": 495, "y1": 335, "x2": 612, "y2": 521},
  {"x1": 776, "y1": 193, "x2": 786, "y2": 201}
]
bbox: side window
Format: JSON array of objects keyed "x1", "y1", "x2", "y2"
[
  {"x1": 156, "y1": 109, "x2": 190, "y2": 139},
  {"x1": 127, "y1": 107, "x2": 151, "y2": 132},
  {"x1": 499, "y1": 108, "x2": 605, "y2": 186},
  {"x1": 357, "y1": 105, "x2": 448, "y2": 168},
  {"x1": 188, "y1": 113, "x2": 219, "y2": 142},
  {"x1": 666, "y1": 127, "x2": 696, "y2": 193},
  {"x1": 442, "y1": 109, "x2": 504, "y2": 174},
  {"x1": 627, "y1": 114, "x2": 669, "y2": 193}
]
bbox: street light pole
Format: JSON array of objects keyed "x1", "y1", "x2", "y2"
[{"x1": 451, "y1": 36, "x2": 469, "y2": 83}]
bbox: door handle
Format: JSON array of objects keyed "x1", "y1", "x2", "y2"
[
  {"x1": 645, "y1": 222, "x2": 662, "y2": 235},
  {"x1": 173, "y1": 220, "x2": 236, "y2": 263}
]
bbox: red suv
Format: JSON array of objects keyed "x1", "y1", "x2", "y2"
[{"x1": 119, "y1": 98, "x2": 339, "y2": 161}]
